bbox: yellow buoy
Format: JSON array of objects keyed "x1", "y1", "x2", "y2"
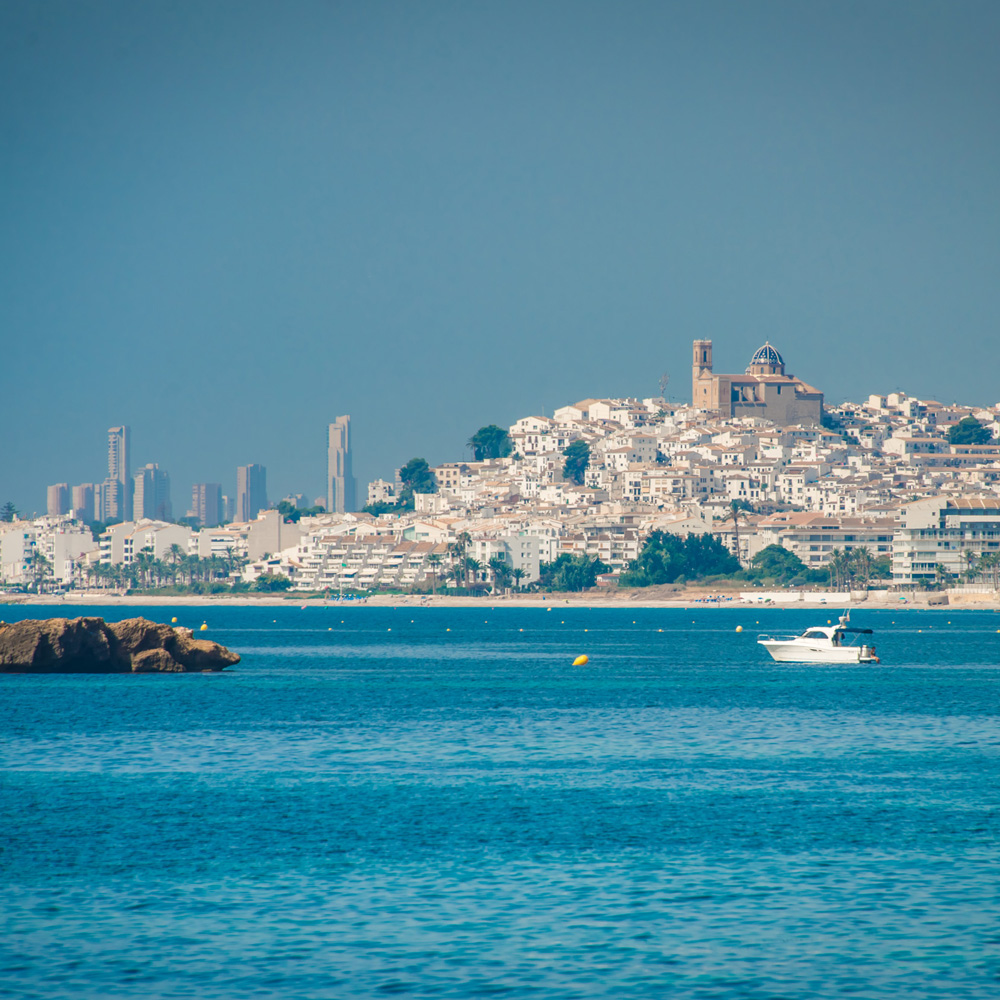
[
  {"x1": 736, "y1": 625, "x2": 743, "y2": 633},
  {"x1": 446, "y1": 628, "x2": 451, "y2": 632},
  {"x1": 573, "y1": 655, "x2": 589, "y2": 666},
  {"x1": 171, "y1": 617, "x2": 178, "y2": 624},
  {"x1": 200, "y1": 623, "x2": 208, "y2": 631}
]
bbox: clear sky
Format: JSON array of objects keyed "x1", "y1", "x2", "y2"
[{"x1": 2, "y1": 1, "x2": 998, "y2": 515}]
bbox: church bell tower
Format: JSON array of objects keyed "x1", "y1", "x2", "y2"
[{"x1": 692, "y1": 339, "x2": 713, "y2": 406}]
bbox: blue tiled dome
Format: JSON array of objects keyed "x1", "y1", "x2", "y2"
[{"x1": 749, "y1": 342, "x2": 783, "y2": 367}]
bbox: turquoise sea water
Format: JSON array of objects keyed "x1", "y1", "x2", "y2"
[{"x1": 2, "y1": 604, "x2": 999, "y2": 999}]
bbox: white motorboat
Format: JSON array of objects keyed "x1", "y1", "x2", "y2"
[{"x1": 757, "y1": 612, "x2": 880, "y2": 663}]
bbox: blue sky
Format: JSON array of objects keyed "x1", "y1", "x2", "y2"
[{"x1": 2, "y1": 1, "x2": 998, "y2": 514}]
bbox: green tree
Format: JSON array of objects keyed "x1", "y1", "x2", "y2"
[
  {"x1": 562, "y1": 440, "x2": 590, "y2": 486},
  {"x1": 468, "y1": 425, "x2": 513, "y2": 461},
  {"x1": 362, "y1": 500, "x2": 400, "y2": 516},
  {"x1": 949, "y1": 416, "x2": 992, "y2": 446},
  {"x1": 275, "y1": 501, "x2": 326, "y2": 523},
  {"x1": 253, "y1": 572, "x2": 292, "y2": 592},
  {"x1": 749, "y1": 544, "x2": 807, "y2": 584},
  {"x1": 0, "y1": 501, "x2": 18, "y2": 522},
  {"x1": 871, "y1": 555, "x2": 893, "y2": 580},
  {"x1": 619, "y1": 531, "x2": 740, "y2": 587},
  {"x1": 397, "y1": 458, "x2": 438, "y2": 508},
  {"x1": 88, "y1": 518, "x2": 122, "y2": 542},
  {"x1": 539, "y1": 554, "x2": 609, "y2": 592}
]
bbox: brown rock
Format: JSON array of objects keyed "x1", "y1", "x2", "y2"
[
  {"x1": 130, "y1": 647, "x2": 184, "y2": 673},
  {"x1": 0, "y1": 617, "x2": 119, "y2": 673},
  {"x1": 0, "y1": 617, "x2": 239, "y2": 673}
]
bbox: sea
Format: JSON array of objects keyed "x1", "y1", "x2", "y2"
[{"x1": 2, "y1": 604, "x2": 999, "y2": 999}]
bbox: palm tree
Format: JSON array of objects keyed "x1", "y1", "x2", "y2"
[
  {"x1": 933, "y1": 563, "x2": 950, "y2": 590},
  {"x1": 447, "y1": 534, "x2": 470, "y2": 588},
  {"x1": 30, "y1": 552, "x2": 52, "y2": 593},
  {"x1": 977, "y1": 553, "x2": 1000, "y2": 590},
  {"x1": 721, "y1": 500, "x2": 749, "y2": 567},
  {"x1": 851, "y1": 546, "x2": 872, "y2": 590},
  {"x1": 465, "y1": 557, "x2": 482, "y2": 588},
  {"x1": 133, "y1": 551, "x2": 153, "y2": 589},
  {"x1": 427, "y1": 553, "x2": 442, "y2": 595},
  {"x1": 964, "y1": 550, "x2": 979, "y2": 582},
  {"x1": 827, "y1": 548, "x2": 852, "y2": 590},
  {"x1": 488, "y1": 555, "x2": 510, "y2": 594},
  {"x1": 511, "y1": 566, "x2": 526, "y2": 592}
]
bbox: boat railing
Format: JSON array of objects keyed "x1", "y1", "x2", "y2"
[{"x1": 757, "y1": 633, "x2": 800, "y2": 643}]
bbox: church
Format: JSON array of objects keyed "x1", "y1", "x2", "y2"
[{"x1": 691, "y1": 339, "x2": 823, "y2": 425}]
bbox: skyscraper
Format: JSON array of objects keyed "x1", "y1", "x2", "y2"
[
  {"x1": 71, "y1": 484, "x2": 95, "y2": 522},
  {"x1": 327, "y1": 415, "x2": 356, "y2": 514},
  {"x1": 133, "y1": 463, "x2": 172, "y2": 521},
  {"x1": 47, "y1": 483, "x2": 69, "y2": 516},
  {"x1": 191, "y1": 483, "x2": 222, "y2": 527},
  {"x1": 236, "y1": 464, "x2": 267, "y2": 522},
  {"x1": 105, "y1": 426, "x2": 132, "y2": 521}
]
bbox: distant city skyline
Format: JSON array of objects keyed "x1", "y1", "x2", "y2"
[{"x1": 3, "y1": 2, "x2": 999, "y2": 514}]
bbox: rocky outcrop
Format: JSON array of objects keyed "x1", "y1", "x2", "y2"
[{"x1": 0, "y1": 617, "x2": 240, "y2": 673}]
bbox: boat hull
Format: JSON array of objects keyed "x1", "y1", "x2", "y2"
[{"x1": 758, "y1": 640, "x2": 877, "y2": 664}]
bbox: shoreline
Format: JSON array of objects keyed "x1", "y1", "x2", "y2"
[{"x1": 5, "y1": 592, "x2": 999, "y2": 611}]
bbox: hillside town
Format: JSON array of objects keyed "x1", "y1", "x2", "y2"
[{"x1": 5, "y1": 339, "x2": 1000, "y2": 600}]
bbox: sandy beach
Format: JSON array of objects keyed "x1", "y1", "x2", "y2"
[{"x1": 6, "y1": 590, "x2": 998, "y2": 611}]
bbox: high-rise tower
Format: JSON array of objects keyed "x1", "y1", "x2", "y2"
[
  {"x1": 191, "y1": 483, "x2": 222, "y2": 527},
  {"x1": 133, "y1": 463, "x2": 172, "y2": 521},
  {"x1": 46, "y1": 484, "x2": 70, "y2": 516},
  {"x1": 236, "y1": 464, "x2": 267, "y2": 522},
  {"x1": 104, "y1": 426, "x2": 132, "y2": 521},
  {"x1": 327, "y1": 416, "x2": 356, "y2": 514}
]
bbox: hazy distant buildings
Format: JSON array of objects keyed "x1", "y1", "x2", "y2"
[
  {"x1": 133, "y1": 463, "x2": 172, "y2": 521},
  {"x1": 46, "y1": 484, "x2": 70, "y2": 517},
  {"x1": 236, "y1": 464, "x2": 267, "y2": 522},
  {"x1": 327, "y1": 416, "x2": 356, "y2": 514},
  {"x1": 103, "y1": 426, "x2": 132, "y2": 521},
  {"x1": 72, "y1": 484, "x2": 95, "y2": 522},
  {"x1": 190, "y1": 483, "x2": 223, "y2": 527}
]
